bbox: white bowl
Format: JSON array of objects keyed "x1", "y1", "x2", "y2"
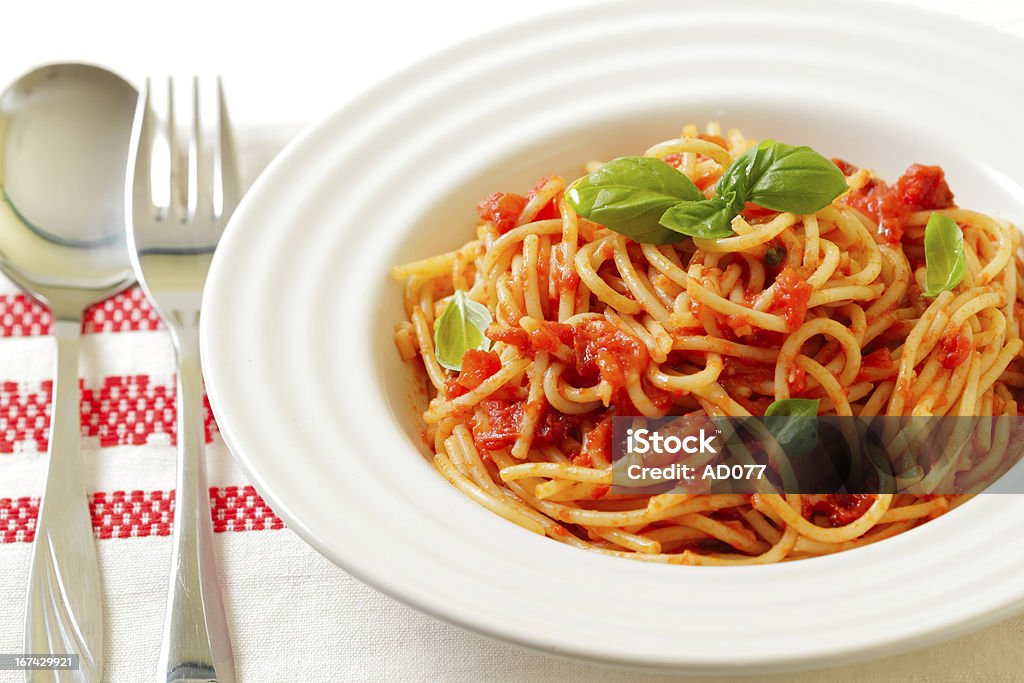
[{"x1": 201, "y1": 0, "x2": 1024, "y2": 674}]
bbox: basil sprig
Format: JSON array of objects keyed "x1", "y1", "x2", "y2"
[
  {"x1": 923, "y1": 212, "x2": 966, "y2": 297},
  {"x1": 565, "y1": 156, "x2": 704, "y2": 244},
  {"x1": 566, "y1": 140, "x2": 848, "y2": 244},
  {"x1": 433, "y1": 290, "x2": 492, "y2": 371},
  {"x1": 764, "y1": 398, "x2": 820, "y2": 458},
  {"x1": 716, "y1": 141, "x2": 849, "y2": 215},
  {"x1": 658, "y1": 197, "x2": 735, "y2": 239}
]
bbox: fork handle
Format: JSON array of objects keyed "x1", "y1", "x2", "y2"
[
  {"x1": 25, "y1": 318, "x2": 103, "y2": 682},
  {"x1": 158, "y1": 331, "x2": 235, "y2": 683}
]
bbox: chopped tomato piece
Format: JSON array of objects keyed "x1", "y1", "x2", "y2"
[
  {"x1": 939, "y1": 330, "x2": 972, "y2": 369},
  {"x1": 471, "y1": 399, "x2": 522, "y2": 451},
  {"x1": 580, "y1": 419, "x2": 612, "y2": 466},
  {"x1": 529, "y1": 321, "x2": 571, "y2": 352},
  {"x1": 741, "y1": 202, "x2": 777, "y2": 220},
  {"x1": 832, "y1": 158, "x2": 859, "y2": 176},
  {"x1": 661, "y1": 153, "x2": 682, "y2": 168},
  {"x1": 843, "y1": 164, "x2": 955, "y2": 244},
  {"x1": 769, "y1": 268, "x2": 813, "y2": 329},
  {"x1": 855, "y1": 348, "x2": 895, "y2": 382},
  {"x1": 572, "y1": 319, "x2": 647, "y2": 390},
  {"x1": 694, "y1": 168, "x2": 722, "y2": 191},
  {"x1": 470, "y1": 398, "x2": 574, "y2": 452},
  {"x1": 534, "y1": 200, "x2": 560, "y2": 221},
  {"x1": 527, "y1": 175, "x2": 561, "y2": 221},
  {"x1": 572, "y1": 451, "x2": 592, "y2": 467},
  {"x1": 722, "y1": 362, "x2": 773, "y2": 389},
  {"x1": 843, "y1": 178, "x2": 907, "y2": 244},
  {"x1": 697, "y1": 133, "x2": 729, "y2": 149},
  {"x1": 487, "y1": 326, "x2": 529, "y2": 351},
  {"x1": 533, "y1": 404, "x2": 575, "y2": 446},
  {"x1": 458, "y1": 350, "x2": 501, "y2": 389},
  {"x1": 444, "y1": 349, "x2": 501, "y2": 398},
  {"x1": 895, "y1": 164, "x2": 955, "y2": 213},
  {"x1": 861, "y1": 347, "x2": 893, "y2": 369},
  {"x1": 552, "y1": 243, "x2": 580, "y2": 294},
  {"x1": 476, "y1": 192, "x2": 528, "y2": 234},
  {"x1": 804, "y1": 494, "x2": 874, "y2": 527},
  {"x1": 486, "y1": 322, "x2": 575, "y2": 356}
]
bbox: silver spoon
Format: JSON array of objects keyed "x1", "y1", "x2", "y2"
[{"x1": 0, "y1": 63, "x2": 136, "y2": 681}]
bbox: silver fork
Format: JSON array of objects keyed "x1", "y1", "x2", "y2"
[{"x1": 126, "y1": 78, "x2": 240, "y2": 683}]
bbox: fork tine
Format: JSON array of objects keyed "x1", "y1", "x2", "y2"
[
  {"x1": 167, "y1": 77, "x2": 188, "y2": 221},
  {"x1": 216, "y1": 77, "x2": 241, "y2": 217},
  {"x1": 191, "y1": 76, "x2": 213, "y2": 220},
  {"x1": 129, "y1": 79, "x2": 155, "y2": 220}
]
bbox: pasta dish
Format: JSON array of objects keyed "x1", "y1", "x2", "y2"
[{"x1": 391, "y1": 124, "x2": 1023, "y2": 565}]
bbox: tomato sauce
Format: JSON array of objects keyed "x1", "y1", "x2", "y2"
[
  {"x1": 486, "y1": 326, "x2": 530, "y2": 351},
  {"x1": 718, "y1": 358, "x2": 777, "y2": 413},
  {"x1": 695, "y1": 168, "x2": 722, "y2": 191},
  {"x1": 572, "y1": 319, "x2": 648, "y2": 390},
  {"x1": 457, "y1": 350, "x2": 501, "y2": 388},
  {"x1": 477, "y1": 192, "x2": 528, "y2": 234},
  {"x1": 486, "y1": 321, "x2": 575, "y2": 356},
  {"x1": 804, "y1": 494, "x2": 874, "y2": 527},
  {"x1": 551, "y1": 243, "x2": 580, "y2": 294},
  {"x1": 579, "y1": 418, "x2": 612, "y2": 466},
  {"x1": 861, "y1": 347, "x2": 893, "y2": 369},
  {"x1": 491, "y1": 318, "x2": 649, "y2": 394},
  {"x1": 831, "y1": 158, "x2": 859, "y2": 176},
  {"x1": 842, "y1": 164, "x2": 955, "y2": 244},
  {"x1": 698, "y1": 133, "x2": 729, "y2": 148},
  {"x1": 855, "y1": 347, "x2": 895, "y2": 381},
  {"x1": 769, "y1": 268, "x2": 813, "y2": 329},
  {"x1": 741, "y1": 202, "x2": 777, "y2": 220},
  {"x1": 527, "y1": 175, "x2": 561, "y2": 221},
  {"x1": 661, "y1": 153, "x2": 683, "y2": 168},
  {"x1": 689, "y1": 295, "x2": 790, "y2": 345},
  {"x1": 471, "y1": 398, "x2": 575, "y2": 452},
  {"x1": 939, "y1": 329, "x2": 972, "y2": 369},
  {"x1": 477, "y1": 319, "x2": 665, "y2": 453}
]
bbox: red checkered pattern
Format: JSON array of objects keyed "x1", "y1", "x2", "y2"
[
  {"x1": 0, "y1": 376, "x2": 217, "y2": 453},
  {"x1": 0, "y1": 486, "x2": 283, "y2": 543},
  {"x1": 0, "y1": 287, "x2": 162, "y2": 337},
  {"x1": 0, "y1": 497, "x2": 36, "y2": 544}
]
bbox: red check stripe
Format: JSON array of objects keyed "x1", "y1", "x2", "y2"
[
  {"x1": 0, "y1": 376, "x2": 217, "y2": 453},
  {"x1": 0, "y1": 287, "x2": 162, "y2": 337},
  {"x1": 0, "y1": 486, "x2": 284, "y2": 543}
]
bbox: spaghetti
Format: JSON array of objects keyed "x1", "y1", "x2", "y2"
[{"x1": 391, "y1": 124, "x2": 1024, "y2": 565}]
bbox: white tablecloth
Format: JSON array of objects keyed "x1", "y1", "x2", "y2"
[{"x1": 1, "y1": 1, "x2": 1024, "y2": 681}]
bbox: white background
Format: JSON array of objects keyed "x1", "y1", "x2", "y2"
[
  {"x1": 1, "y1": 0, "x2": 1023, "y2": 681},
  {"x1": 0, "y1": 0, "x2": 1019, "y2": 129}
]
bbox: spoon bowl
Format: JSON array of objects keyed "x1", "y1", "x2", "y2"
[
  {"x1": 0, "y1": 63, "x2": 136, "y2": 315},
  {"x1": 0, "y1": 62, "x2": 137, "y2": 681}
]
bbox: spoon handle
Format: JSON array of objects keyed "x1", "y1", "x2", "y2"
[
  {"x1": 158, "y1": 331, "x2": 235, "y2": 683},
  {"x1": 25, "y1": 318, "x2": 103, "y2": 682}
]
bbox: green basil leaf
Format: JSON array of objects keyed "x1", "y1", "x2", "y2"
[
  {"x1": 716, "y1": 140, "x2": 847, "y2": 214},
  {"x1": 433, "y1": 290, "x2": 492, "y2": 371},
  {"x1": 764, "y1": 398, "x2": 820, "y2": 458},
  {"x1": 658, "y1": 198, "x2": 736, "y2": 238},
  {"x1": 565, "y1": 156, "x2": 704, "y2": 244},
  {"x1": 923, "y1": 212, "x2": 966, "y2": 297}
]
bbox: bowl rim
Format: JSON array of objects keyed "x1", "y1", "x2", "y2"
[{"x1": 201, "y1": 0, "x2": 1024, "y2": 673}]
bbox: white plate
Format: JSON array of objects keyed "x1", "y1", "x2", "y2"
[{"x1": 201, "y1": 0, "x2": 1024, "y2": 674}]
